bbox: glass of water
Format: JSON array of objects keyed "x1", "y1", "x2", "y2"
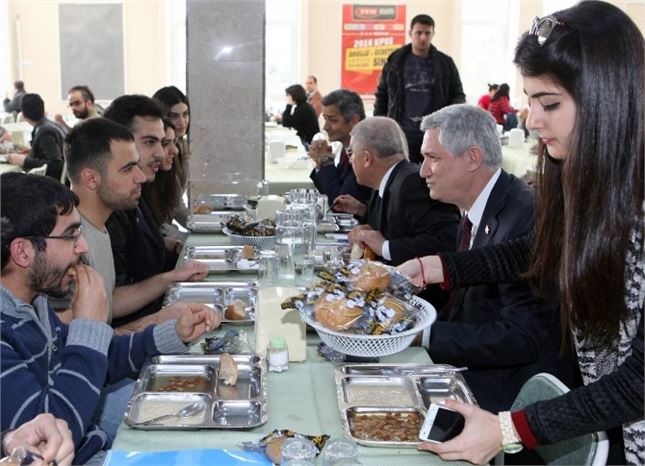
[
  {"x1": 321, "y1": 437, "x2": 361, "y2": 465},
  {"x1": 275, "y1": 210, "x2": 307, "y2": 284},
  {"x1": 294, "y1": 256, "x2": 315, "y2": 287}
]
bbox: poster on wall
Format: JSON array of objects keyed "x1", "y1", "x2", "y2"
[{"x1": 341, "y1": 4, "x2": 406, "y2": 96}]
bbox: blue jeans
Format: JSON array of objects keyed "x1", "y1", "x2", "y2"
[
  {"x1": 93, "y1": 378, "x2": 135, "y2": 446},
  {"x1": 504, "y1": 112, "x2": 518, "y2": 132}
]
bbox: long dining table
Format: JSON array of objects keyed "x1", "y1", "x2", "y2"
[{"x1": 108, "y1": 232, "x2": 471, "y2": 465}]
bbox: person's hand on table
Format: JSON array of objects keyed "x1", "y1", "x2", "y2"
[
  {"x1": 1, "y1": 413, "x2": 75, "y2": 466},
  {"x1": 418, "y1": 399, "x2": 502, "y2": 465},
  {"x1": 332, "y1": 194, "x2": 366, "y2": 217},
  {"x1": 397, "y1": 255, "x2": 445, "y2": 288},
  {"x1": 175, "y1": 303, "x2": 221, "y2": 343},
  {"x1": 70, "y1": 264, "x2": 109, "y2": 322},
  {"x1": 172, "y1": 260, "x2": 209, "y2": 282},
  {"x1": 348, "y1": 225, "x2": 385, "y2": 257},
  {"x1": 5, "y1": 153, "x2": 27, "y2": 167}
]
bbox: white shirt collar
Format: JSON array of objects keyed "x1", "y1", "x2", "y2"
[
  {"x1": 464, "y1": 168, "x2": 502, "y2": 241},
  {"x1": 378, "y1": 161, "x2": 402, "y2": 198}
]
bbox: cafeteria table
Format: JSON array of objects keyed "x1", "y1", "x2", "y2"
[{"x1": 109, "y1": 232, "x2": 471, "y2": 465}]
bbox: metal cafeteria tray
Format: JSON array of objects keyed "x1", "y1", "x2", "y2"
[
  {"x1": 164, "y1": 281, "x2": 258, "y2": 324},
  {"x1": 124, "y1": 354, "x2": 267, "y2": 430},
  {"x1": 329, "y1": 213, "x2": 360, "y2": 232},
  {"x1": 187, "y1": 212, "x2": 243, "y2": 233},
  {"x1": 196, "y1": 194, "x2": 247, "y2": 211},
  {"x1": 335, "y1": 363, "x2": 476, "y2": 447},
  {"x1": 312, "y1": 242, "x2": 351, "y2": 269},
  {"x1": 181, "y1": 245, "x2": 258, "y2": 274}
]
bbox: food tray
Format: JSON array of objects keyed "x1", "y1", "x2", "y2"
[
  {"x1": 311, "y1": 242, "x2": 350, "y2": 269},
  {"x1": 187, "y1": 212, "x2": 243, "y2": 233},
  {"x1": 335, "y1": 363, "x2": 476, "y2": 447},
  {"x1": 125, "y1": 354, "x2": 267, "y2": 430},
  {"x1": 193, "y1": 194, "x2": 247, "y2": 212},
  {"x1": 164, "y1": 281, "x2": 258, "y2": 324},
  {"x1": 222, "y1": 227, "x2": 275, "y2": 250},
  {"x1": 181, "y1": 245, "x2": 259, "y2": 274},
  {"x1": 329, "y1": 213, "x2": 359, "y2": 232}
]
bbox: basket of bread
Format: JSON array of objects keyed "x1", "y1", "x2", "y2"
[
  {"x1": 282, "y1": 261, "x2": 436, "y2": 357},
  {"x1": 222, "y1": 215, "x2": 276, "y2": 250}
]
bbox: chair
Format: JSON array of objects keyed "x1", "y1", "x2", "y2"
[
  {"x1": 497, "y1": 373, "x2": 609, "y2": 465},
  {"x1": 28, "y1": 163, "x2": 47, "y2": 176}
]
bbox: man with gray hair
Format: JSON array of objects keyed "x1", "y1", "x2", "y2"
[
  {"x1": 342, "y1": 116, "x2": 459, "y2": 278},
  {"x1": 403, "y1": 103, "x2": 578, "y2": 413}
]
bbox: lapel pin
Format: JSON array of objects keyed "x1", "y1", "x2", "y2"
[{"x1": 485, "y1": 225, "x2": 490, "y2": 235}]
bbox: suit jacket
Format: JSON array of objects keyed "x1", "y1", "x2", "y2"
[
  {"x1": 379, "y1": 160, "x2": 460, "y2": 266},
  {"x1": 310, "y1": 149, "x2": 372, "y2": 205},
  {"x1": 106, "y1": 198, "x2": 168, "y2": 326},
  {"x1": 428, "y1": 171, "x2": 580, "y2": 412}
]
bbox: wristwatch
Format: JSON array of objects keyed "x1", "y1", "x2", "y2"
[
  {"x1": 317, "y1": 155, "x2": 334, "y2": 168},
  {"x1": 499, "y1": 411, "x2": 523, "y2": 454}
]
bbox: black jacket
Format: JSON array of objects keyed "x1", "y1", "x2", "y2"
[
  {"x1": 373, "y1": 44, "x2": 465, "y2": 127},
  {"x1": 429, "y1": 171, "x2": 580, "y2": 412},
  {"x1": 310, "y1": 148, "x2": 371, "y2": 205},
  {"x1": 25, "y1": 119, "x2": 64, "y2": 180},
  {"x1": 281, "y1": 102, "x2": 319, "y2": 144}
]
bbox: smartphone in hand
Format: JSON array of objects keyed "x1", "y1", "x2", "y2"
[{"x1": 419, "y1": 403, "x2": 465, "y2": 443}]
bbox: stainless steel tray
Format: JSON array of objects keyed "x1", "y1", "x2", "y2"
[
  {"x1": 125, "y1": 355, "x2": 267, "y2": 429},
  {"x1": 181, "y1": 245, "x2": 259, "y2": 274},
  {"x1": 164, "y1": 281, "x2": 258, "y2": 324},
  {"x1": 312, "y1": 242, "x2": 351, "y2": 269},
  {"x1": 329, "y1": 213, "x2": 359, "y2": 232},
  {"x1": 335, "y1": 363, "x2": 476, "y2": 447},
  {"x1": 187, "y1": 212, "x2": 243, "y2": 233},
  {"x1": 194, "y1": 194, "x2": 247, "y2": 211}
]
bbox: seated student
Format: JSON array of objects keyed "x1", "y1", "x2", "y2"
[
  {"x1": 415, "y1": 104, "x2": 579, "y2": 415},
  {"x1": 4, "y1": 93, "x2": 64, "y2": 180},
  {"x1": 308, "y1": 89, "x2": 372, "y2": 206},
  {"x1": 65, "y1": 118, "x2": 209, "y2": 332},
  {"x1": 0, "y1": 173, "x2": 220, "y2": 465},
  {"x1": 103, "y1": 95, "x2": 198, "y2": 326}
]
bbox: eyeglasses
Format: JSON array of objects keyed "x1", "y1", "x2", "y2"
[
  {"x1": 529, "y1": 15, "x2": 565, "y2": 46},
  {"x1": 26, "y1": 226, "x2": 83, "y2": 247}
]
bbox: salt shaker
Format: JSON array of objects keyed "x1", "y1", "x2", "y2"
[{"x1": 267, "y1": 336, "x2": 289, "y2": 372}]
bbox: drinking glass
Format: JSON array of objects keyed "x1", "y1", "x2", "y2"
[
  {"x1": 275, "y1": 210, "x2": 307, "y2": 283},
  {"x1": 286, "y1": 204, "x2": 316, "y2": 254},
  {"x1": 321, "y1": 437, "x2": 361, "y2": 466},
  {"x1": 281, "y1": 437, "x2": 317, "y2": 466},
  {"x1": 258, "y1": 250, "x2": 278, "y2": 286},
  {"x1": 294, "y1": 256, "x2": 315, "y2": 287}
]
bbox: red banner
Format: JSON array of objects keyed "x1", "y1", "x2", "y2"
[{"x1": 341, "y1": 4, "x2": 407, "y2": 96}]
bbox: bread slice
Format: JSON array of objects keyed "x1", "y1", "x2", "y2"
[{"x1": 219, "y1": 352, "x2": 239, "y2": 385}]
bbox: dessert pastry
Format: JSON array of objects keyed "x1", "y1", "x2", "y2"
[
  {"x1": 225, "y1": 299, "x2": 247, "y2": 321},
  {"x1": 241, "y1": 244, "x2": 256, "y2": 259},
  {"x1": 314, "y1": 294, "x2": 363, "y2": 331},
  {"x1": 219, "y1": 352, "x2": 239, "y2": 385},
  {"x1": 193, "y1": 203, "x2": 212, "y2": 214}
]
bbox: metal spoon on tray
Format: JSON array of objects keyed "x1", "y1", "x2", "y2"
[{"x1": 139, "y1": 401, "x2": 204, "y2": 426}]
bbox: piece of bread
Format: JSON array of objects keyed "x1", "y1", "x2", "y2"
[
  {"x1": 241, "y1": 244, "x2": 255, "y2": 259},
  {"x1": 350, "y1": 243, "x2": 364, "y2": 260},
  {"x1": 193, "y1": 203, "x2": 212, "y2": 214},
  {"x1": 225, "y1": 299, "x2": 247, "y2": 321},
  {"x1": 352, "y1": 262, "x2": 392, "y2": 292},
  {"x1": 219, "y1": 352, "x2": 239, "y2": 385},
  {"x1": 314, "y1": 294, "x2": 363, "y2": 331},
  {"x1": 265, "y1": 436, "x2": 286, "y2": 464},
  {"x1": 362, "y1": 246, "x2": 378, "y2": 260}
]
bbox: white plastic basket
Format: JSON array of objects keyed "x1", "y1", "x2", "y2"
[
  {"x1": 222, "y1": 227, "x2": 275, "y2": 249},
  {"x1": 306, "y1": 296, "x2": 436, "y2": 357}
]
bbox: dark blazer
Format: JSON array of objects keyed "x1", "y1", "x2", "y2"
[
  {"x1": 24, "y1": 119, "x2": 64, "y2": 180},
  {"x1": 106, "y1": 198, "x2": 168, "y2": 326},
  {"x1": 428, "y1": 171, "x2": 579, "y2": 412},
  {"x1": 281, "y1": 102, "x2": 319, "y2": 144},
  {"x1": 310, "y1": 148, "x2": 372, "y2": 205},
  {"x1": 379, "y1": 160, "x2": 460, "y2": 266}
]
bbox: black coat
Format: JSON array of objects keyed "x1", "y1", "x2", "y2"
[
  {"x1": 281, "y1": 102, "x2": 319, "y2": 144},
  {"x1": 428, "y1": 171, "x2": 580, "y2": 412},
  {"x1": 310, "y1": 148, "x2": 372, "y2": 205},
  {"x1": 24, "y1": 119, "x2": 64, "y2": 180},
  {"x1": 106, "y1": 198, "x2": 167, "y2": 326}
]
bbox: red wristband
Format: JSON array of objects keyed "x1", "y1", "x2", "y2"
[
  {"x1": 511, "y1": 410, "x2": 538, "y2": 449},
  {"x1": 416, "y1": 257, "x2": 427, "y2": 288}
]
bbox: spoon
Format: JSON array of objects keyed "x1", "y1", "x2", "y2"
[{"x1": 139, "y1": 402, "x2": 204, "y2": 426}]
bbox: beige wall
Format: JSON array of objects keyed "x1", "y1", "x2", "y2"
[{"x1": 6, "y1": 0, "x2": 168, "y2": 116}]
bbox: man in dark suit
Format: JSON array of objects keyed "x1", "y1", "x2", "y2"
[
  {"x1": 341, "y1": 116, "x2": 459, "y2": 269},
  {"x1": 418, "y1": 104, "x2": 579, "y2": 413},
  {"x1": 308, "y1": 89, "x2": 371, "y2": 206}
]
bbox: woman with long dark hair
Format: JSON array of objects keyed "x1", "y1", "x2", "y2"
[
  {"x1": 400, "y1": 2, "x2": 643, "y2": 463},
  {"x1": 488, "y1": 83, "x2": 518, "y2": 131}
]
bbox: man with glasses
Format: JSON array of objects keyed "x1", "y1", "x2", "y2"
[
  {"x1": 0, "y1": 172, "x2": 220, "y2": 465},
  {"x1": 54, "y1": 85, "x2": 100, "y2": 132}
]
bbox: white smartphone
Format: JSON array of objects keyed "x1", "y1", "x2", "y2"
[{"x1": 419, "y1": 403, "x2": 465, "y2": 443}]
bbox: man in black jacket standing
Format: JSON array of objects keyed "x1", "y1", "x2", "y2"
[{"x1": 373, "y1": 14, "x2": 465, "y2": 164}]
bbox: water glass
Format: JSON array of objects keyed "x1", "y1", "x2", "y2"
[
  {"x1": 294, "y1": 256, "x2": 315, "y2": 286},
  {"x1": 281, "y1": 437, "x2": 317, "y2": 466},
  {"x1": 275, "y1": 210, "x2": 307, "y2": 283},
  {"x1": 258, "y1": 250, "x2": 278, "y2": 286},
  {"x1": 323, "y1": 246, "x2": 346, "y2": 267},
  {"x1": 257, "y1": 179, "x2": 270, "y2": 197},
  {"x1": 317, "y1": 194, "x2": 329, "y2": 222},
  {"x1": 321, "y1": 438, "x2": 361, "y2": 466},
  {"x1": 286, "y1": 204, "x2": 316, "y2": 254}
]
